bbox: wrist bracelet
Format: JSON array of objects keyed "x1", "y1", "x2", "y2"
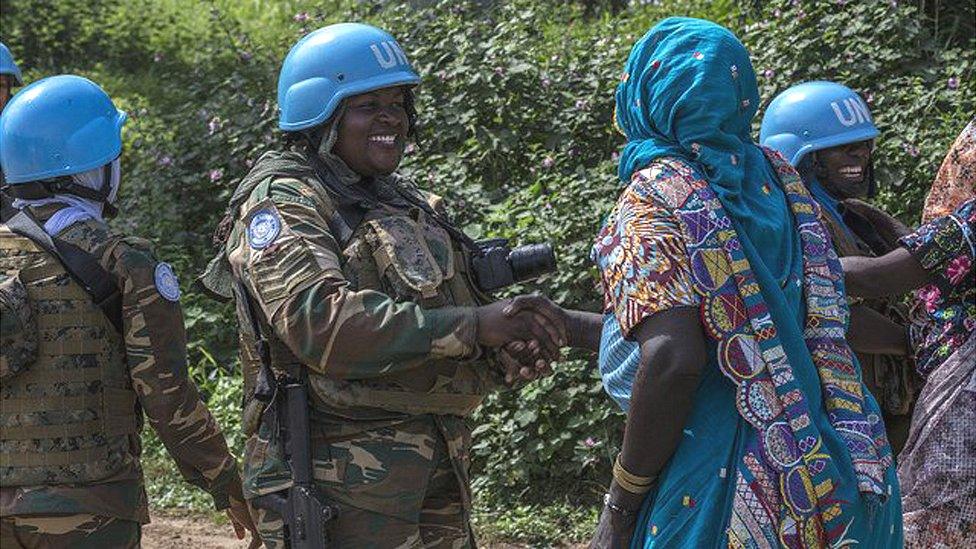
[
  {"x1": 613, "y1": 454, "x2": 656, "y2": 495},
  {"x1": 603, "y1": 492, "x2": 638, "y2": 517}
]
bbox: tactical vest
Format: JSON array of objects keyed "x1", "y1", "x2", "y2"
[
  {"x1": 229, "y1": 159, "x2": 495, "y2": 433},
  {"x1": 0, "y1": 226, "x2": 141, "y2": 486}
]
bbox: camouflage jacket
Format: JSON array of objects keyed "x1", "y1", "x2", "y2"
[
  {"x1": 223, "y1": 161, "x2": 504, "y2": 427},
  {"x1": 0, "y1": 205, "x2": 238, "y2": 522}
]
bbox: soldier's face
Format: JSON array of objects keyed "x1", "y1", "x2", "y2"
[
  {"x1": 814, "y1": 139, "x2": 874, "y2": 199},
  {"x1": 333, "y1": 87, "x2": 409, "y2": 177}
]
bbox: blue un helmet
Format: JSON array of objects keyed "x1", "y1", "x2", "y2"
[
  {"x1": 277, "y1": 23, "x2": 420, "y2": 132},
  {"x1": 759, "y1": 81, "x2": 878, "y2": 167},
  {"x1": 0, "y1": 42, "x2": 23, "y2": 86},
  {"x1": 0, "y1": 75, "x2": 127, "y2": 184}
]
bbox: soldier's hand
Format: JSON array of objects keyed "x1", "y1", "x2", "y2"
[
  {"x1": 476, "y1": 297, "x2": 565, "y2": 365},
  {"x1": 498, "y1": 340, "x2": 553, "y2": 385},
  {"x1": 503, "y1": 294, "x2": 568, "y2": 349},
  {"x1": 225, "y1": 482, "x2": 261, "y2": 548}
]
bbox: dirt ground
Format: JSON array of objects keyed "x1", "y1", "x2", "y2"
[
  {"x1": 143, "y1": 511, "x2": 248, "y2": 549},
  {"x1": 142, "y1": 511, "x2": 560, "y2": 548}
]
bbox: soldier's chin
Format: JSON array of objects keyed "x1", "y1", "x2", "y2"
[{"x1": 371, "y1": 155, "x2": 402, "y2": 176}]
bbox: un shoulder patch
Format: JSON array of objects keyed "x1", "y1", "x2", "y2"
[
  {"x1": 248, "y1": 209, "x2": 281, "y2": 250},
  {"x1": 154, "y1": 262, "x2": 181, "y2": 302}
]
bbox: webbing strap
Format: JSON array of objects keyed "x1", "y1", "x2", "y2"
[
  {"x1": 29, "y1": 284, "x2": 91, "y2": 300},
  {"x1": 325, "y1": 387, "x2": 485, "y2": 417},
  {"x1": 35, "y1": 338, "x2": 105, "y2": 356},
  {"x1": 0, "y1": 446, "x2": 110, "y2": 468},
  {"x1": 2, "y1": 207, "x2": 122, "y2": 333},
  {"x1": 3, "y1": 395, "x2": 98, "y2": 413},
  {"x1": 0, "y1": 414, "x2": 139, "y2": 440},
  {"x1": 36, "y1": 311, "x2": 107, "y2": 328},
  {"x1": 18, "y1": 260, "x2": 64, "y2": 279}
]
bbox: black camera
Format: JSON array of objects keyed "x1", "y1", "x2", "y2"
[{"x1": 471, "y1": 238, "x2": 557, "y2": 293}]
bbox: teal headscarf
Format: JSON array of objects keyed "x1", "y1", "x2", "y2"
[{"x1": 615, "y1": 17, "x2": 798, "y2": 288}]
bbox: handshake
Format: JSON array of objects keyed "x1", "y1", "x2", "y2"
[{"x1": 475, "y1": 295, "x2": 601, "y2": 385}]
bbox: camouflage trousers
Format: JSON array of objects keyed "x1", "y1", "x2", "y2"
[
  {"x1": 0, "y1": 514, "x2": 140, "y2": 548},
  {"x1": 247, "y1": 416, "x2": 475, "y2": 548}
]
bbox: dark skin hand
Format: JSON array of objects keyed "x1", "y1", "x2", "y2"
[
  {"x1": 848, "y1": 305, "x2": 909, "y2": 356},
  {"x1": 496, "y1": 295, "x2": 603, "y2": 383},
  {"x1": 590, "y1": 307, "x2": 707, "y2": 549},
  {"x1": 226, "y1": 479, "x2": 261, "y2": 548},
  {"x1": 813, "y1": 139, "x2": 874, "y2": 200},
  {"x1": 477, "y1": 298, "x2": 565, "y2": 369},
  {"x1": 841, "y1": 247, "x2": 930, "y2": 299}
]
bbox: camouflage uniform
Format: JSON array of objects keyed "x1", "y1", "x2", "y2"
[
  {"x1": 216, "y1": 151, "x2": 500, "y2": 548},
  {"x1": 0, "y1": 204, "x2": 240, "y2": 548},
  {"x1": 819, "y1": 198, "x2": 919, "y2": 453}
]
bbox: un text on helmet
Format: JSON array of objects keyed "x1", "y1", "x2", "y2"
[
  {"x1": 830, "y1": 96, "x2": 872, "y2": 127},
  {"x1": 370, "y1": 41, "x2": 409, "y2": 69}
]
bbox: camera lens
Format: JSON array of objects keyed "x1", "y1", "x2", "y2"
[{"x1": 508, "y1": 244, "x2": 557, "y2": 283}]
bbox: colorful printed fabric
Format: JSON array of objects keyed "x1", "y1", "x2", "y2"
[
  {"x1": 594, "y1": 163, "x2": 700, "y2": 337},
  {"x1": 922, "y1": 120, "x2": 976, "y2": 224},
  {"x1": 900, "y1": 198, "x2": 976, "y2": 377},
  {"x1": 594, "y1": 152, "x2": 901, "y2": 549}
]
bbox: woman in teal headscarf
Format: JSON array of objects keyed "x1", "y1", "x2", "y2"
[{"x1": 590, "y1": 18, "x2": 902, "y2": 548}]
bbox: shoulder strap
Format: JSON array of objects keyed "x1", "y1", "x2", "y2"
[{"x1": 1, "y1": 201, "x2": 122, "y2": 333}]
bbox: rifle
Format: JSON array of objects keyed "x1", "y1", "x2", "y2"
[{"x1": 235, "y1": 281, "x2": 338, "y2": 548}]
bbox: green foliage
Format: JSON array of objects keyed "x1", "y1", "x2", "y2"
[{"x1": 3, "y1": 0, "x2": 972, "y2": 542}]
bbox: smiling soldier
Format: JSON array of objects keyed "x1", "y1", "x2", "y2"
[
  {"x1": 200, "y1": 22, "x2": 600, "y2": 547},
  {"x1": 761, "y1": 81, "x2": 918, "y2": 453}
]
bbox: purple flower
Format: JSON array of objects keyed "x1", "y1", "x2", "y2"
[
  {"x1": 493, "y1": 67, "x2": 505, "y2": 77},
  {"x1": 611, "y1": 151, "x2": 620, "y2": 162},
  {"x1": 240, "y1": 51, "x2": 253, "y2": 62},
  {"x1": 763, "y1": 68, "x2": 776, "y2": 79},
  {"x1": 541, "y1": 156, "x2": 554, "y2": 169},
  {"x1": 153, "y1": 52, "x2": 164, "y2": 63},
  {"x1": 773, "y1": 8, "x2": 782, "y2": 18},
  {"x1": 903, "y1": 143, "x2": 920, "y2": 157},
  {"x1": 575, "y1": 99, "x2": 589, "y2": 111},
  {"x1": 208, "y1": 117, "x2": 222, "y2": 135},
  {"x1": 158, "y1": 155, "x2": 173, "y2": 167},
  {"x1": 404, "y1": 143, "x2": 416, "y2": 155},
  {"x1": 293, "y1": 11, "x2": 309, "y2": 23},
  {"x1": 865, "y1": 92, "x2": 875, "y2": 104},
  {"x1": 209, "y1": 168, "x2": 224, "y2": 182},
  {"x1": 436, "y1": 70, "x2": 448, "y2": 82},
  {"x1": 541, "y1": 77, "x2": 551, "y2": 88},
  {"x1": 583, "y1": 437, "x2": 598, "y2": 448},
  {"x1": 948, "y1": 77, "x2": 960, "y2": 90}
]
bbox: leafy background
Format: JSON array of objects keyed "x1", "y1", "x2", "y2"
[{"x1": 2, "y1": 0, "x2": 972, "y2": 543}]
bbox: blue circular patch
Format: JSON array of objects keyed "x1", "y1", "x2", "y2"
[
  {"x1": 248, "y1": 209, "x2": 281, "y2": 250},
  {"x1": 154, "y1": 262, "x2": 181, "y2": 302}
]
